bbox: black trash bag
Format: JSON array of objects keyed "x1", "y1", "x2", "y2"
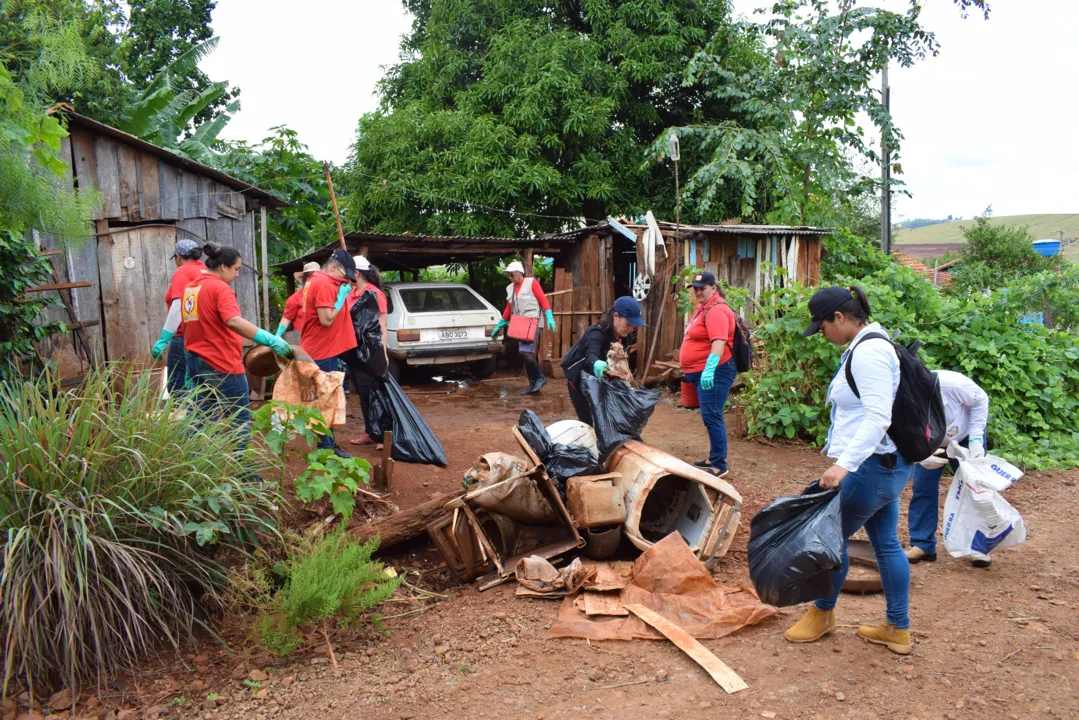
[
  {"x1": 579, "y1": 373, "x2": 660, "y2": 461},
  {"x1": 747, "y1": 481, "x2": 843, "y2": 607},
  {"x1": 366, "y1": 375, "x2": 447, "y2": 467},
  {"x1": 344, "y1": 289, "x2": 387, "y2": 380},
  {"x1": 516, "y1": 410, "x2": 605, "y2": 481}
]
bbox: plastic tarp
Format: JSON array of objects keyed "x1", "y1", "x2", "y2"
[
  {"x1": 578, "y1": 374, "x2": 660, "y2": 461},
  {"x1": 547, "y1": 532, "x2": 776, "y2": 641},
  {"x1": 517, "y1": 410, "x2": 605, "y2": 481},
  {"x1": 747, "y1": 481, "x2": 843, "y2": 608},
  {"x1": 366, "y1": 374, "x2": 448, "y2": 467}
]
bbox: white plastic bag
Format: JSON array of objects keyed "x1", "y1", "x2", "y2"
[{"x1": 941, "y1": 446, "x2": 1026, "y2": 558}]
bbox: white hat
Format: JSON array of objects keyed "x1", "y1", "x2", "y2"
[
  {"x1": 353, "y1": 255, "x2": 372, "y2": 271},
  {"x1": 504, "y1": 260, "x2": 525, "y2": 274}
]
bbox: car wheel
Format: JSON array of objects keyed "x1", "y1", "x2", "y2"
[
  {"x1": 471, "y1": 357, "x2": 497, "y2": 379},
  {"x1": 387, "y1": 357, "x2": 404, "y2": 382}
]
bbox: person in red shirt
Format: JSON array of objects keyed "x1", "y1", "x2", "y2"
[
  {"x1": 151, "y1": 239, "x2": 206, "y2": 396},
  {"x1": 678, "y1": 271, "x2": 737, "y2": 475},
  {"x1": 276, "y1": 261, "x2": 321, "y2": 336},
  {"x1": 298, "y1": 249, "x2": 357, "y2": 457},
  {"x1": 181, "y1": 243, "x2": 292, "y2": 446},
  {"x1": 346, "y1": 255, "x2": 389, "y2": 449},
  {"x1": 490, "y1": 260, "x2": 557, "y2": 395}
]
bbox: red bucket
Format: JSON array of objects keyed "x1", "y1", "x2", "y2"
[{"x1": 681, "y1": 380, "x2": 699, "y2": 409}]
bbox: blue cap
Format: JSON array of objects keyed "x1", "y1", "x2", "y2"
[
  {"x1": 611, "y1": 296, "x2": 646, "y2": 327},
  {"x1": 689, "y1": 271, "x2": 716, "y2": 288},
  {"x1": 173, "y1": 239, "x2": 200, "y2": 259}
]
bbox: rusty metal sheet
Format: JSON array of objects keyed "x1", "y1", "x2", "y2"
[{"x1": 566, "y1": 473, "x2": 626, "y2": 528}]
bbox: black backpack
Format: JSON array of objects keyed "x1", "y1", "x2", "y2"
[
  {"x1": 844, "y1": 332, "x2": 946, "y2": 463},
  {"x1": 703, "y1": 301, "x2": 754, "y2": 373}
]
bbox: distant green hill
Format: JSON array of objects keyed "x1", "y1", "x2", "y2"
[{"x1": 895, "y1": 214, "x2": 1079, "y2": 246}]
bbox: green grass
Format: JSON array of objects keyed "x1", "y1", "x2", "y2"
[{"x1": 895, "y1": 214, "x2": 1079, "y2": 248}]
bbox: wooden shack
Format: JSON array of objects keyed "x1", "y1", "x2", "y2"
[
  {"x1": 275, "y1": 220, "x2": 827, "y2": 378},
  {"x1": 37, "y1": 111, "x2": 286, "y2": 378}
]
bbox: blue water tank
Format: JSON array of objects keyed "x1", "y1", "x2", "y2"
[{"x1": 1032, "y1": 239, "x2": 1061, "y2": 256}]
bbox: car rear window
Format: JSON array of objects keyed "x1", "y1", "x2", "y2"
[{"x1": 398, "y1": 287, "x2": 487, "y2": 313}]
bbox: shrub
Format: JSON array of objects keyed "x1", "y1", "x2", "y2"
[
  {"x1": 258, "y1": 529, "x2": 401, "y2": 655},
  {"x1": 949, "y1": 215, "x2": 1060, "y2": 293},
  {"x1": 0, "y1": 368, "x2": 280, "y2": 697}
]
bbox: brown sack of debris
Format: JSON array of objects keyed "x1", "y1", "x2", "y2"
[
  {"x1": 547, "y1": 532, "x2": 777, "y2": 641},
  {"x1": 272, "y1": 359, "x2": 346, "y2": 429}
]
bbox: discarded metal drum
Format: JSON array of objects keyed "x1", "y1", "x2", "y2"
[
  {"x1": 583, "y1": 525, "x2": 622, "y2": 560},
  {"x1": 605, "y1": 440, "x2": 741, "y2": 561},
  {"x1": 244, "y1": 344, "x2": 310, "y2": 378},
  {"x1": 566, "y1": 473, "x2": 626, "y2": 528}
]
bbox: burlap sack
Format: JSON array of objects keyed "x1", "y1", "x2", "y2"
[{"x1": 272, "y1": 360, "x2": 346, "y2": 429}]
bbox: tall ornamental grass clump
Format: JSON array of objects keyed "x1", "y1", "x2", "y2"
[{"x1": 0, "y1": 368, "x2": 280, "y2": 697}]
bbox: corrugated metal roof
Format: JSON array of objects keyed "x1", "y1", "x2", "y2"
[
  {"x1": 62, "y1": 111, "x2": 289, "y2": 209},
  {"x1": 548, "y1": 220, "x2": 831, "y2": 242}
]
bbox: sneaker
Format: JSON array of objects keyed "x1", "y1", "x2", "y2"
[
  {"x1": 693, "y1": 459, "x2": 711, "y2": 468},
  {"x1": 971, "y1": 557, "x2": 992, "y2": 569},
  {"x1": 332, "y1": 446, "x2": 353, "y2": 459},
  {"x1": 350, "y1": 433, "x2": 374, "y2": 446},
  {"x1": 905, "y1": 546, "x2": 937, "y2": 564}
]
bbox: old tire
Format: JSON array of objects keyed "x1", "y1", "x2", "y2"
[{"x1": 387, "y1": 356, "x2": 404, "y2": 382}]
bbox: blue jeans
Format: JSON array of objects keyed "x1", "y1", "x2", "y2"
[
  {"x1": 909, "y1": 438, "x2": 967, "y2": 554},
  {"x1": 684, "y1": 358, "x2": 737, "y2": 472},
  {"x1": 166, "y1": 335, "x2": 188, "y2": 397},
  {"x1": 814, "y1": 453, "x2": 915, "y2": 629},
  {"x1": 185, "y1": 351, "x2": 251, "y2": 448},
  {"x1": 314, "y1": 357, "x2": 340, "y2": 449}
]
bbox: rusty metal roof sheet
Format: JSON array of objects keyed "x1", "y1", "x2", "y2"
[{"x1": 548, "y1": 221, "x2": 831, "y2": 242}]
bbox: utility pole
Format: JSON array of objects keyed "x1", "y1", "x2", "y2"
[{"x1": 880, "y1": 64, "x2": 892, "y2": 256}]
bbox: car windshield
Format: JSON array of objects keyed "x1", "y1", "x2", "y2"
[{"x1": 398, "y1": 287, "x2": 488, "y2": 313}]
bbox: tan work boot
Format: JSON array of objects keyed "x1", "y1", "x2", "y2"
[
  {"x1": 856, "y1": 623, "x2": 912, "y2": 655},
  {"x1": 784, "y1": 606, "x2": 836, "y2": 643}
]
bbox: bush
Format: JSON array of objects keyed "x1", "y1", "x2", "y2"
[
  {"x1": 949, "y1": 215, "x2": 1060, "y2": 293},
  {"x1": 0, "y1": 368, "x2": 280, "y2": 697},
  {"x1": 258, "y1": 529, "x2": 401, "y2": 655}
]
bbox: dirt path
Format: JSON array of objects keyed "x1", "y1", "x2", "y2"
[{"x1": 131, "y1": 372, "x2": 1079, "y2": 720}]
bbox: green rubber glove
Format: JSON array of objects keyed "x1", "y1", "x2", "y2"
[
  {"x1": 545, "y1": 309, "x2": 557, "y2": 333},
  {"x1": 593, "y1": 360, "x2": 609, "y2": 379},
  {"x1": 700, "y1": 353, "x2": 720, "y2": 391},
  {"x1": 151, "y1": 328, "x2": 175, "y2": 360},
  {"x1": 333, "y1": 283, "x2": 351, "y2": 311},
  {"x1": 274, "y1": 322, "x2": 288, "y2": 337},
  {"x1": 253, "y1": 328, "x2": 293, "y2": 358},
  {"x1": 491, "y1": 319, "x2": 509, "y2": 340}
]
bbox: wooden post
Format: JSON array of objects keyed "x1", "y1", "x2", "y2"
[
  {"x1": 324, "y1": 161, "x2": 347, "y2": 250},
  {"x1": 522, "y1": 248, "x2": 534, "y2": 276},
  {"x1": 260, "y1": 205, "x2": 270, "y2": 400}
]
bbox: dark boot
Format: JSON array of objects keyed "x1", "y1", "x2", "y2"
[{"x1": 520, "y1": 353, "x2": 545, "y2": 395}]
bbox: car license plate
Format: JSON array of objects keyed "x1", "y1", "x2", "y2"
[{"x1": 439, "y1": 329, "x2": 468, "y2": 340}]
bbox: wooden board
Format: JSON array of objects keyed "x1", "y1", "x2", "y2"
[
  {"x1": 139, "y1": 152, "x2": 161, "y2": 220},
  {"x1": 139, "y1": 225, "x2": 178, "y2": 351},
  {"x1": 69, "y1": 130, "x2": 97, "y2": 196},
  {"x1": 117, "y1": 144, "x2": 139, "y2": 221},
  {"x1": 101, "y1": 226, "x2": 149, "y2": 360},
  {"x1": 232, "y1": 214, "x2": 259, "y2": 324},
  {"x1": 93, "y1": 135, "x2": 121, "y2": 218},
  {"x1": 181, "y1": 171, "x2": 201, "y2": 220},
  {"x1": 581, "y1": 234, "x2": 599, "y2": 289},
  {"x1": 179, "y1": 217, "x2": 207, "y2": 245},
  {"x1": 582, "y1": 591, "x2": 627, "y2": 617},
  {"x1": 555, "y1": 268, "x2": 570, "y2": 359},
  {"x1": 200, "y1": 180, "x2": 219, "y2": 219},
  {"x1": 625, "y1": 604, "x2": 748, "y2": 694},
  {"x1": 571, "y1": 286, "x2": 590, "y2": 347},
  {"x1": 806, "y1": 237, "x2": 821, "y2": 285}
]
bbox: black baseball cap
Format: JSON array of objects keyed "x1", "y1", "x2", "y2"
[
  {"x1": 803, "y1": 286, "x2": 855, "y2": 336},
  {"x1": 332, "y1": 249, "x2": 357, "y2": 282},
  {"x1": 689, "y1": 271, "x2": 716, "y2": 288},
  {"x1": 611, "y1": 296, "x2": 646, "y2": 327}
]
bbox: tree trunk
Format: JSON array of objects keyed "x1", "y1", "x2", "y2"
[{"x1": 349, "y1": 490, "x2": 463, "y2": 550}]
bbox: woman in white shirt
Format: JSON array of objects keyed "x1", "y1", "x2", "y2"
[
  {"x1": 784, "y1": 286, "x2": 916, "y2": 655},
  {"x1": 907, "y1": 370, "x2": 991, "y2": 568}
]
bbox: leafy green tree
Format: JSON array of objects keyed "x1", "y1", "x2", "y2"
[
  {"x1": 949, "y1": 212, "x2": 1059, "y2": 292},
  {"x1": 343, "y1": 0, "x2": 756, "y2": 236}
]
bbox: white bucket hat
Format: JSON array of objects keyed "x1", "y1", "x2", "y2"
[{"x1": 504, "y1": 260, "x2": 525, "y2": 274}]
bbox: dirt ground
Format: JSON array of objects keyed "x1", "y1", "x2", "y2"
[{"x1": 102, "y1": 370, "x2": 1079, "y2": 720}]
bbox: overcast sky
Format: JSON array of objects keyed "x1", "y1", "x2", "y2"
[{"x1": 201, "y1": 0, "x2": 1077, "y2": 222}]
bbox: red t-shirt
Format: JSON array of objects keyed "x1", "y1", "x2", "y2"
[
  {"x1": 501, "y1": 278, "x2": 550, "y2": 320},
  {"x1": 164, "y1": 260, "x2": 205, "y2": 337},
  {"x1": 679, "y1": 295, "x2": 734, "y2": 373},
  {"x1": 346, "y1": 284, "x2": 388, "y2": 314},
  {"x1": 282, "y1": 289, "x2": 305, "y2": 332},
  {"x1": 299, "y1": 271, "x2": 358, "y2": 361},
  {"x1": 181, "y1": 273, "x2": 244, "y2": 375}
]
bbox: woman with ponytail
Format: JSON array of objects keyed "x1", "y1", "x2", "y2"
[
  {"x1": 784, "y1": 285, "x2": 915, "y2": 655},
  {"x1": 180, "y1": 243, "x2": 292, "y2": 445}
]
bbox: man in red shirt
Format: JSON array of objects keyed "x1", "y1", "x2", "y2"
[
  {"x1": 276, "y1": 261, "x2": 320, "y2": 336},
  {"x1": 490, "y1": 260, "x2": 557, "y2": 395},
  {"x1": 299, "y1": 249, "x2": 357, "y2": 457},
  {"x1": 678, "y1": 271, "x2": 737, "y2": 474},
  {"x1": 150, "y1": 239, "x2": 206, "y2": 395}
]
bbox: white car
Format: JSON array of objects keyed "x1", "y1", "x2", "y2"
[{"x1": 384, "y1": 282, "x2": 504, "y2": 379}]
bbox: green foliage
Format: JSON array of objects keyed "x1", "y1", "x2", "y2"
[
  {"x1": 0, "y1": 0, "x2": 101, "y2": 100},
  {"x1": 252, "y1": 400, "x2": 330, "y2": 460},
  {"x1": 740, "y1": 254, "x2": 1079, "y2": 470},
  {"x1": 258, "y1": 529, "x2": 402, "y2": 656},
  {"x1": 0, "y1": 367, "x2": 280, "y2": 696},
  {"x1": 949, "y1": 214, "x2": 1060, "y2": 293},
  {"x1": 344, "y1": 0, "x2": 743, "y2": 236},
  {"x1": 658, "y1": 0, "x2": 938, "y2": 225},
  {"x1": 820, "y1": 228, "x2": 891, "y2": 282},
  {"x1": 295, "y1": 450, "x2": 372, "y2": 520},
  {"x1": 0, "y1": 231, "x2": 66, "y2": 381}
]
